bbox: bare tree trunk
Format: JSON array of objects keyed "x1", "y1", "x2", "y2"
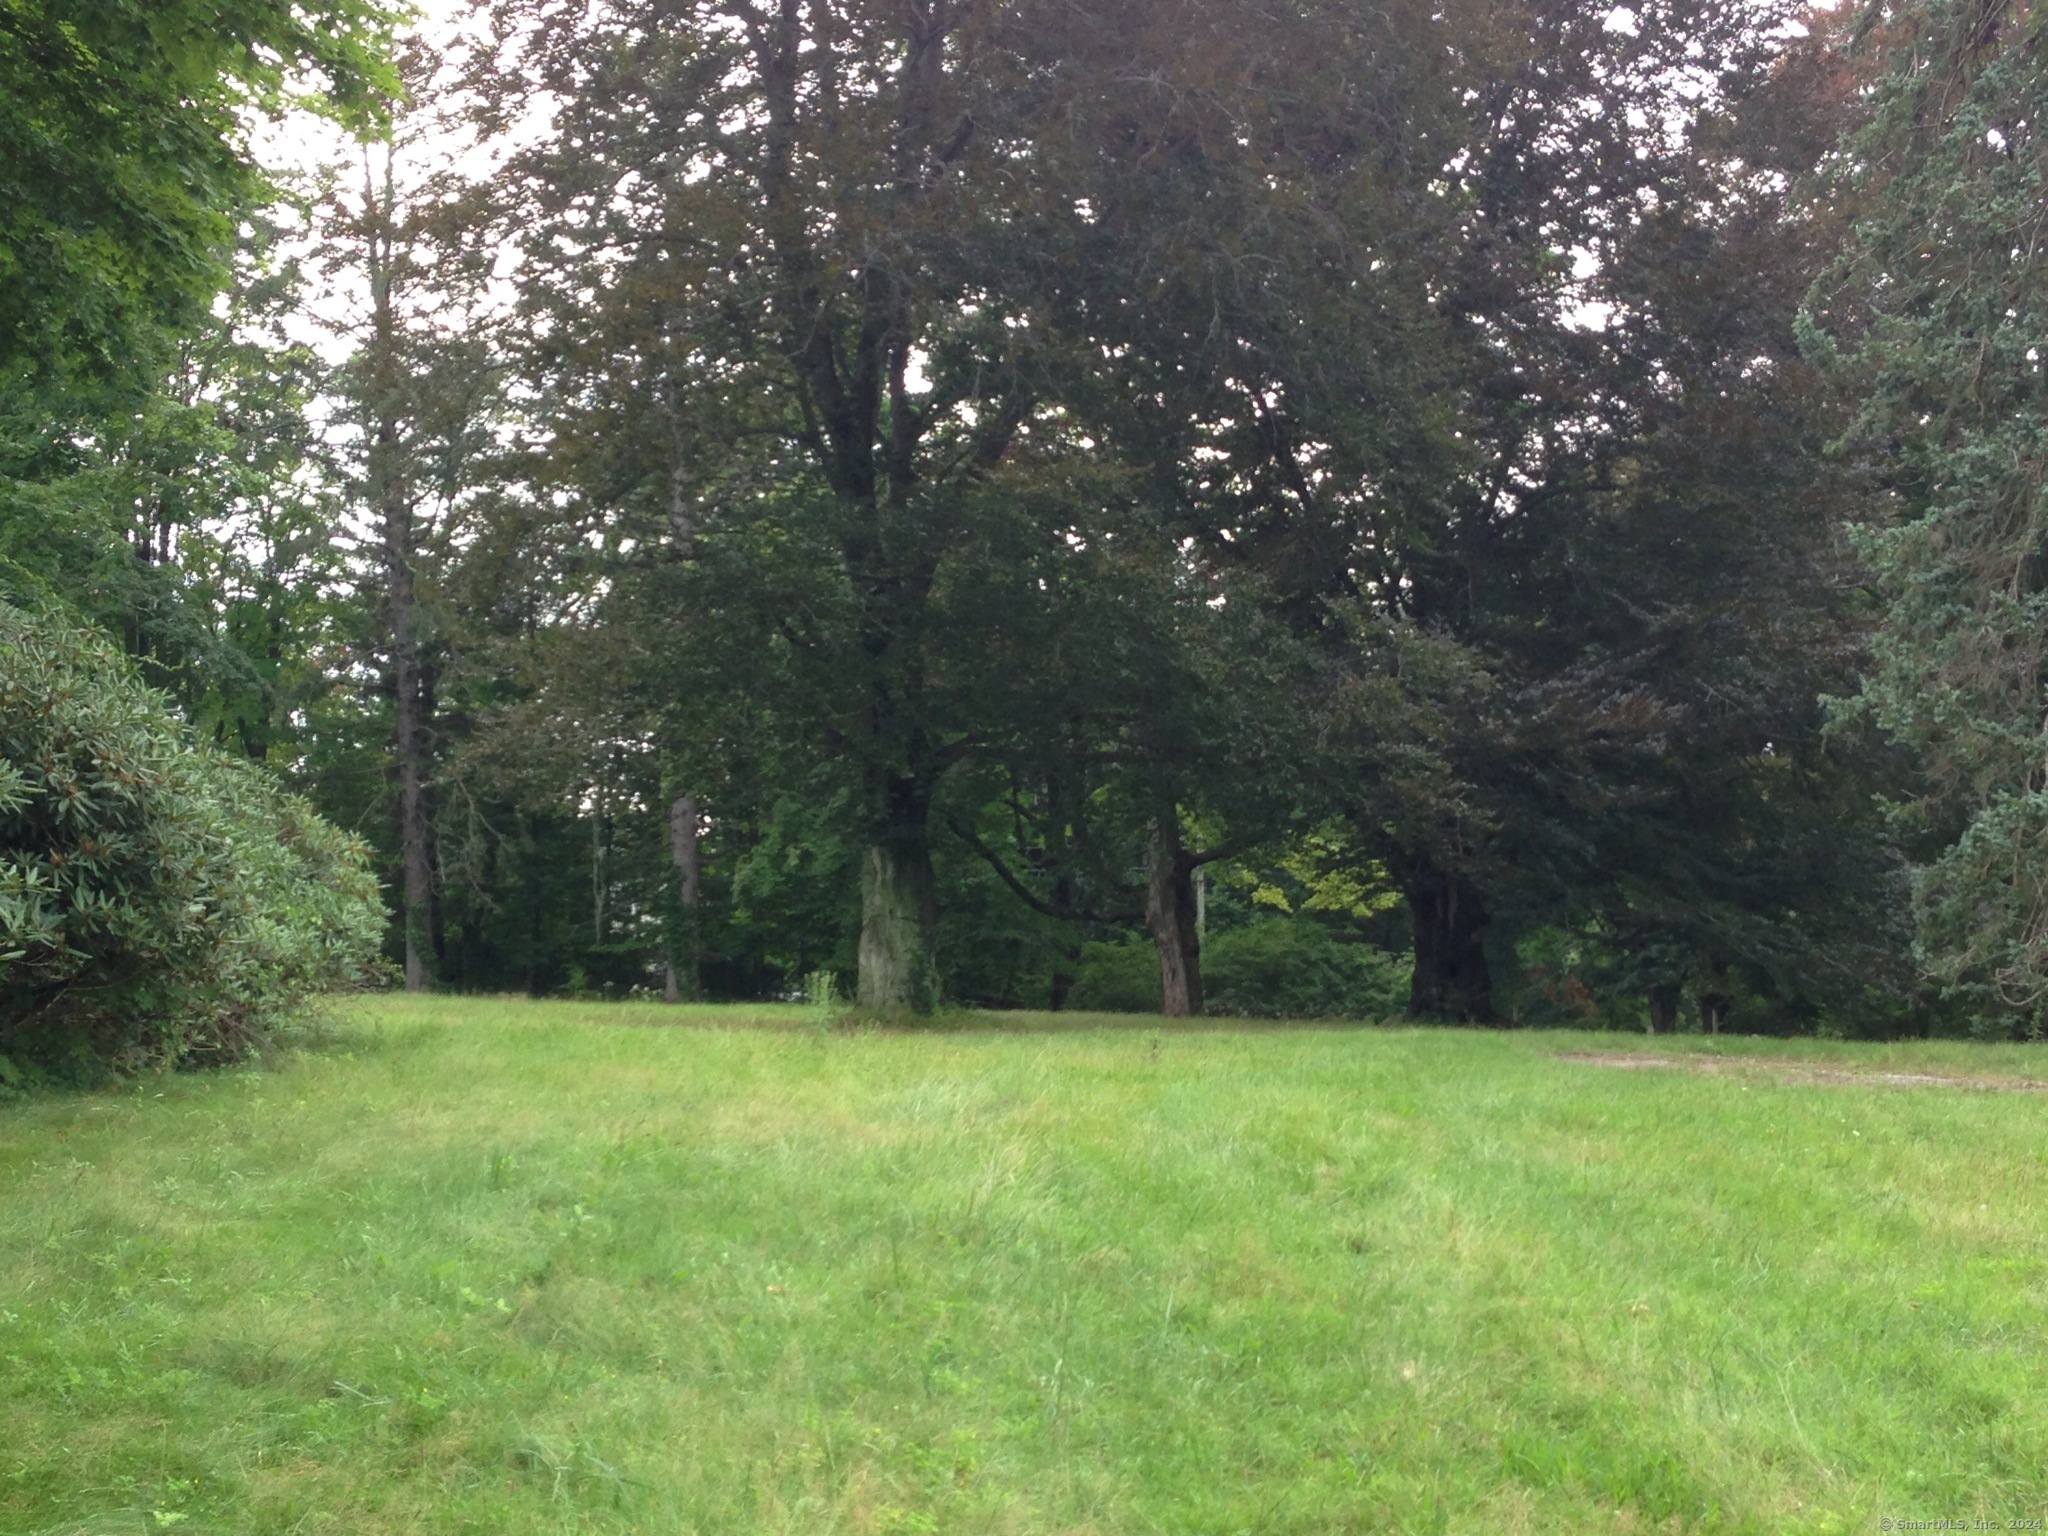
[
  {"x1": 1404, "y1": 851, "x2": 1493, "y2": 1021},
  {"x1": 1146, "y1": 813, "x2": 1204, "y2": 1018},
  {"x1": 365, "y1": 145, "x2": 436, "y2": 994},
  {"x1": 658, "y1": 356, "x2": 702, "y2": 1004},
  {"x1": 383, "y1": 428, "x2": 434, "y2": 994},
  {"x1": 423, "y1": 668, "x2": 446, "y2": 973},
  {"x1": 1696, "y1": 962, "x2": 1732, "y2": 1033},
  {"x1": 664, "y1": 794, "x2": 702, "y2": 1003},
  {"x1": 590, "y1": 788, "x2": 608, "y2": 947},
  {"x1": 392, "y1": 622, "x2": 434, "y2": 993},
  {"x1": 858, "y1": 777, "x2": 939, "y2": 1014},
  {"x1": 1698, "y1": 992, "x2": 1731, "y2": 1034}
]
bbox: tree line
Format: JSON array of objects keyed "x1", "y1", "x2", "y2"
[{"x1": 5, "y1": 0, "x2": 2046, "y2": 1048}]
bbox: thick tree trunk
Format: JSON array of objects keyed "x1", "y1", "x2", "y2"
[
  {"x1": 663, "y1": 794, "x2": 702, "y2": 1004},
  {"x1": 1047, "y1": 870, "x2": 1079, "y2": 1011},
  {"x1": 1646, "y1": 981, "x2": 1681, "y2": 1034},
  {"x1": 1047, "y1": 955, "x2": 1077, "y2": 1011},
  {"x1": 1405, "y1": 852, "x2": 1493, "y2": 1022},
  {"x1": 858, "y1": 842, "x2": 939, "y2": 1014},
  {"x1": 858, "y1": 778, "x2": 939, "y2": 1014},
  {"x1": 1146, "y1": 814, "x2": 1204, "y2": 1018}
]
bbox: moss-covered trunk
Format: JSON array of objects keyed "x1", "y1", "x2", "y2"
[{"x1": 857, "y1": 778, "x2": 939, "y2": 1015}]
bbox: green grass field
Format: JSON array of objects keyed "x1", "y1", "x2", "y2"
[{"x1": 4, "y1": 997, "x2": 2048, "y2": 1534}]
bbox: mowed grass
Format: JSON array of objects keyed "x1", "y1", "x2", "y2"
[{"x1": 4, "y1": 1000, "x2": 2048, "y2": 1535}]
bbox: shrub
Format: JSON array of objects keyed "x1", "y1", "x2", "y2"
[
  {"x1": 1204, "y1": 917, "x2": 1409, "y2": 1020},
  {"x1": 1067, "y1": 918, "x2": 1410, "y2": 1019},
  {"x1": 1066, "y1": 939, "x2": 1163, "y2": 1014},
  {"x1": 0, "y1": 602, "x2": 382, "y2": 1082}
]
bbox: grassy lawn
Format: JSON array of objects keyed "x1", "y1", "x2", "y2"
[{"x1": 4, "y1": 998, "x2": 2048, "y2": 1534}]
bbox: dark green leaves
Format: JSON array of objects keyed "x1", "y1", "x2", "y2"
[{"x1": 0, "y1": 601, "x2": 383, "y2": 1080}]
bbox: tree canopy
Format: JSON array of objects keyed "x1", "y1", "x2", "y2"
[
  {"x1": 3, "y1": 0, "x2": 2036, "y2": 1040},
  {"x1": 0, "y1": 0, "x2": 396, "y2": 397},
  {"x1": 1804, "y1": 0, "x2": 2048, "y2": 1022}
]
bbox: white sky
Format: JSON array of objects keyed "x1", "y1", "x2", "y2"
[
  {"x1": 247, "y1": 1, "x2": 1756, "y2": 368},
  {"x1": 250, "y1": 0, "x2": 537, "y2": 363}
]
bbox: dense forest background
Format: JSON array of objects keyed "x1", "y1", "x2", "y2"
[{"x1": 7, "y1": 0, "x2": 2047, "y2": 1037}]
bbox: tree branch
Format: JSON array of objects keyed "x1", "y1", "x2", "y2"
[
  {"x1": 1186, "y1": 832, "x2": 1263, "y2": 869},
  {"x1": 944, "y1": 813, "x2": 1138, "y2": 924}
]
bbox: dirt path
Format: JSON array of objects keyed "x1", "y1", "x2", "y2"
[{"x1": 1556, "y1": 1049, "x2": 2048, "y2": 1093}]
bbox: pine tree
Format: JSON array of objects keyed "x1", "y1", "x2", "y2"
[{"x1": 1805, "y1": 0, "x2": 2048, "y2": 1020}]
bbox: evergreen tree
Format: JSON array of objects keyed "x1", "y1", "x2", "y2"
[{"x1": 1805, "y1": 0, "x2": 2048, "y2": 1022}]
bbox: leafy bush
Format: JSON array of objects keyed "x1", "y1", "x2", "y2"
[
  {"x1": 1068, "y1": 919, "x2": 1410, "y2": 1019},
  {"x1": 0, "y1": 602, "x2": 382, "y2": 1082},
  {"x1": 1204, "y1": 918, "x2": 1409, "y2": 1020},
  {"x1": 1066, "y1": 939, "x2": 1162, "y2": 1014}
]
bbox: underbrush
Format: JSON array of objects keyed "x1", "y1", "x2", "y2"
[{"x1": 1068, "y1": 916, "x2": 1408, "y2": 1018}]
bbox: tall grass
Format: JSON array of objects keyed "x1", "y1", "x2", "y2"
[{"x1": 3, "y1": 996, "x2": 2045, "y2": 1533}]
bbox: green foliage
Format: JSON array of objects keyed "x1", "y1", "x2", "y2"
[
  {"x1": 1804, "y1": 0, "x2": 2048, "y2": 1023},
  {"x1": 1068, "y1": 920, "x2": 1409, "y2": 1020},
  {"x1": 1373, "y1": 1, "x2": 1914, "y2": 1025},
  {"x1": 0, "y1": 220, "x2": 347, "y2": 754},
  {"x1": 0, "y1": 601, "x2": 381, "y2": 1080},
  {"x1": 422, "y1": 0, "x2": 1941, "y2": 1031},
  {"x1": 0, "y1": 0, "x2": 396, "y2": 399},
  {"x1": 1065, "y1": 940, "x2": 1161, "y2": 1015},
  {"x1": 1204, "y1": 919, "x2": 1410, "y2": 1022},
  {"x1": 0, "y1": 1, "x2": 397, "y2": 885},
  {"x1": 0, "y1": 0, "x2": 1961, "y2": 1039},
  {"x1": 473, "y1": 0, "x2": 1486, "y2": 1012},
  {"x1": 726, "y1": 791, "x2": 861, "y2": 988}
]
